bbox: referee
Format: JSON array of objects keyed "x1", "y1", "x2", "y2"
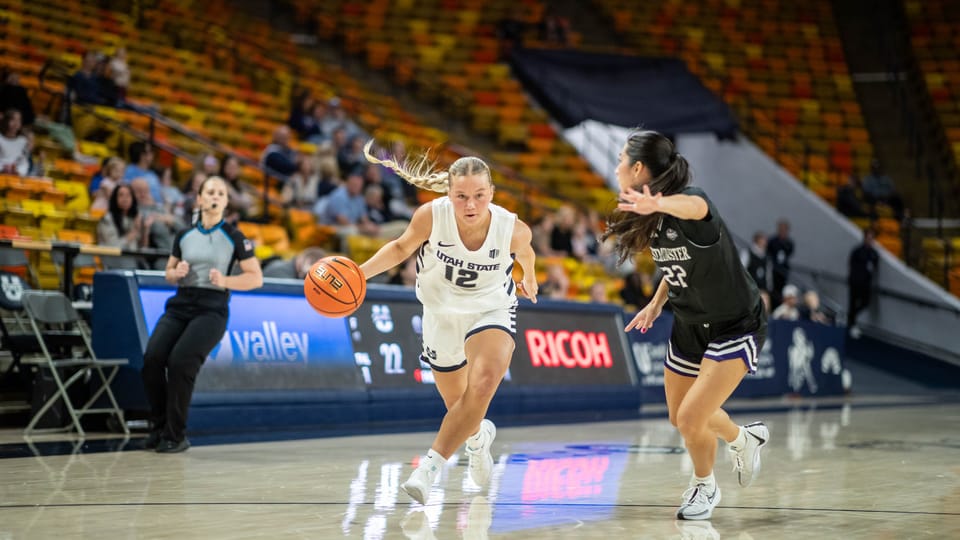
[{"x1": 142, "y1": 176, "x2": 263, "y2": 453}]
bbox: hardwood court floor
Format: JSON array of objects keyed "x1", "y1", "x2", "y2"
[{"x1": 1, "y1": 399, "x2": 958, "y2": 539}]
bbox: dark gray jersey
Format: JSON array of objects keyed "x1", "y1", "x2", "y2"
[
  {"x1": 172, "y1": 221, "x2": 255, "y2": 290},
  {"x1": 651, "y1": 187, "x2": 760, "y2": 324}
]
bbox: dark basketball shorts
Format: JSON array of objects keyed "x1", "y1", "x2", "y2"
[{"x1": 665, "y1": 301, "x2": 767, "y2": 378}]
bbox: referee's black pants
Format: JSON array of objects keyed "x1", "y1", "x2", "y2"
[{"x1": 142, "y1": 288, "x2": 229, "y2": 442}]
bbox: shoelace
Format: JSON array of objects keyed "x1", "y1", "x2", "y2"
[
  {"x1": 729, "y1": 446, "x2": 744, "y2": 472},
  {"x1": 682, "y1": 484, "x2": 712, "y2": 505}
]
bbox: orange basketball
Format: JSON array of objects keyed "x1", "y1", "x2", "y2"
[{"x1": 303, "y1": 256, "x2": 367, "y2": 317}]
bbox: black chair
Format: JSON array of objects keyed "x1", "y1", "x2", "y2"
[
  {"x1": 20, "y1": 290, "x2": 129, "y2": 437},
  {"x1": 0, "y1": 247, "x2": 38, "y2": 285},
  {"x1": 0, "y1": 270, "x2": 39, "y2": 387}
]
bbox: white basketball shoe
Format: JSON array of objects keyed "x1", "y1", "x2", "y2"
[
  {"x1": 676, "y1": 483, "x2": 722, "y2": 520},
  {"x1": 728, "y1": 422, "x2": 769, "y2": 487},
  {"x1": 401, "y1": 460, "x2": 440, "y2": 505},
  {"x1": 465, "y1": 419, "x2": 496, "y2": 487}
]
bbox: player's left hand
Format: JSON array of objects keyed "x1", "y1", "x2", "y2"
[
  {"x1": 617, "y1": 184, "x2": 662, "y2": 215},
  {"x1": 518, "y1": 276, "x2": 538, "y2": 304},
  {"x1": 209, "y1": 268, "x2": 226, "y2": 288}
]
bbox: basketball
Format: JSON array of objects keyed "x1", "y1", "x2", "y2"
[{"x1": 303, "y1": 256, "x2": 367, "y2": 317}]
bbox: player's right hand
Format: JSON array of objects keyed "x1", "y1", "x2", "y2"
[
  {"x1": 625, "y1": 302, "x2": 662, "y2": 333},
  {"x1": 173, "y1": 261, "x2": 190, "y2": 279}
]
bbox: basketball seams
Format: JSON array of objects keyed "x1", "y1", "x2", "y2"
[{"x1": 330, "y1": 257, "x2": 364, "y2": 307}]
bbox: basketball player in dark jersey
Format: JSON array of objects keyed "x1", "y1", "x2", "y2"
[{"x1": 603, "y1": 130, "x2": 769, "y2": 521}]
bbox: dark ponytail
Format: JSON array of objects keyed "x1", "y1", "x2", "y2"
[{"x1": 601, "y1": 130, "x2": 692, "y2": 264}]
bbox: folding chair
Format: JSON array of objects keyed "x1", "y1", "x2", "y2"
[
  {"x1": 0, "y1": 247, "x2": 39, "y2": 285},
  {"x1": 0, "y1": 270, "x2": 38, "y2": 387},
  {"x1": 20, "y1": 290, "x2": 129, "y2": 437}
]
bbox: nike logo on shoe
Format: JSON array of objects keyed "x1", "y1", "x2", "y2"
[{"x1": 438, "y1": 242, "x2": 455, "y2": 247}]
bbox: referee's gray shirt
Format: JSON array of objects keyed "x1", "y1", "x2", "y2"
[{"x1": 172, "y1": 221, "x2": 255, "y2": 290}]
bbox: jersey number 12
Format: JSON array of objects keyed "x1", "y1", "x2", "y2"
[{"x1": 444, "y1": 264, "x2": 478, "y2": 288}]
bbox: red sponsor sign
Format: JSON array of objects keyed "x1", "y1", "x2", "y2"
[{"x1": 525, "y1": 330, "x2": 613, "y2": 369}]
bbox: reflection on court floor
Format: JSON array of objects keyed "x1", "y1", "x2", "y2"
[{"x1": 1, "y1": 400, "x2": 958, "y2": 539}]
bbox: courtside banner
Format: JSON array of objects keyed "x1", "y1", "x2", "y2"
[
  {"x1": 624, "y1": 311, "x2": 845, "y2": 402},
  {"x1": 138, "y1": 287, "x2": 362, "y2": 391},
  {"x1": 510, "y1": 300, "x2": 636, "y2": 387}
]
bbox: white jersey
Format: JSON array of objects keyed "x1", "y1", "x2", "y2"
[{"x1": 415, "y1": 197, "x2": 518, "y2": 314}]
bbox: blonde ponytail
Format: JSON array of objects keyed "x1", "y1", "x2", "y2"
[{"x1": 363, "y1": 139, "x2": 450, "y2": 193}]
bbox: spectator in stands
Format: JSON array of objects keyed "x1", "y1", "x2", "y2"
[
  {"x1": 862, "y1": 159, "x2": 904, "y2": 219},
  {"x1": 262, "y1": 246, "x2": 327, "y2": 280},
  {"x1": 281, "y1": 154, "x2": 321, "y2": 210},
  {"x1": 199, "y1": 153, "x2": 220, "y2": 177},
  {"x1": 220, "y1": 155, "x2": 255, "y2": 223},
  {"x1": 540, "y1": 262, "x2": 570, "y2": 299},
  {"x1": 387, "y1": 256, "x2": 417, "y2": 287},
  {"x1": 386, "y1": 140, "x2": 418, "y2": 202},
  {"x1": 364, "y1": 183, "x2": 408, "y2": 239},
  {"x1": 364, "y1": 161, "x2": 412, "y2": 220},
  {"x1": 0, "y1": 109, "x2": 31, "y2": 176},
  {"x1": 89, "y1": 157, "x2": 112, "y2": 195},
  {"x1": 303, "y1": 101, "x2": 328, "y2": 143},
  {"x1": 588, "y1": 281, "x2": 608, "y2": 304},
  {"x1": 320, "y1": 171, "x2": 378, "y2": 236},
  {"x1": 551, "y1": 205, "x2": 577, "y2": 257},
  {"x1": 771, "y1": 284, "x2": 800, "y2": 320},
  {"x1": 97, "y1": 183, "x2": 144, "y2": 254},
  {"x1": 531, "y1": 213, "x2": 555, "y2": 256},
  {"x1": 337, "y1": 135, "x2": 366, "y2": 179},
  {"x1": 0, "y1": 69, "x2": 35, "y2": 128},
  {"x1": 316, "y1": 157, "x2": 341, "y2": 201},
  {"x1": 767, "y1": 219, "x2": 794, "y2": 307},
  {"x1": 260, "y1": 126, "x2": 298, "y2": 182},
  {"x1": 124, "y1": 141, "x2": 164, "y2": 203},
  {"x1": 847, "y1": 227, "x2": 879, "y2": 334},
  {"x1": 739, "y1": 232, "x2": 768, "y2": 292},
  {"x1": 836, "y1": 174, "x2": 869, "y2": 218},
  {"x1": 130, "y1": 178, "x2": 183, "y2": 254},
  {"x1": 571, "y1": 210, "x2": 602, "y2": 261},
  {"x1": 181, "y1": 170, "x2": 207, "y2": 222},
  {"x1": 69, "y1": 51, "x2": 105, "y2": 105},
  {"x1": 91, "y1": 157, "x2": 125, "y2": 212},
  {"x1": 159, "y1": 167, "x2": 185, "y2": 215},
  {"x1": 322, "y1": 97, "x2": 362, "y2": 141},
  {"x1": 620, "y1": 269, "x2": 654, "y2": 309},
  {"x1": 107, "y1": 47, "x2": 130, "y2": 103},
  {"x1": 800, "y1": 290, "x2": 831, "y2": 325},
  {"x1": 330, "y1": 125, "x2": 349, "y2": 156},
  {"x1": 287, "y1": 89, "x2": 316, "y2": 139},
  {"x1": 364, "y1": 183, "x2": 393, "y2": 225}
]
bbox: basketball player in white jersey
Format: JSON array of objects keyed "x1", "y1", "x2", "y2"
[{"x1": 359, "y1": 141, "x2": 538, "y2": 504}]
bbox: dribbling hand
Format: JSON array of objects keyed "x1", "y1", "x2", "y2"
[
  {"x1": 173, "y1": 261, "x2": 190, "y2": 279},
  {"x1": 625, "y1": 301, "x2": 662, "y2": 333}
]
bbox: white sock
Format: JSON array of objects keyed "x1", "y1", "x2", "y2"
[
  {"x1": 692, "y1": 472, "x2": 716, "y2": 492},
  {"x1": 421, "y1": 448, "x2": 446, "y2": 474},
  {"x1": 729, "y1": 426, "x2": 747, "y2": 449}
]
